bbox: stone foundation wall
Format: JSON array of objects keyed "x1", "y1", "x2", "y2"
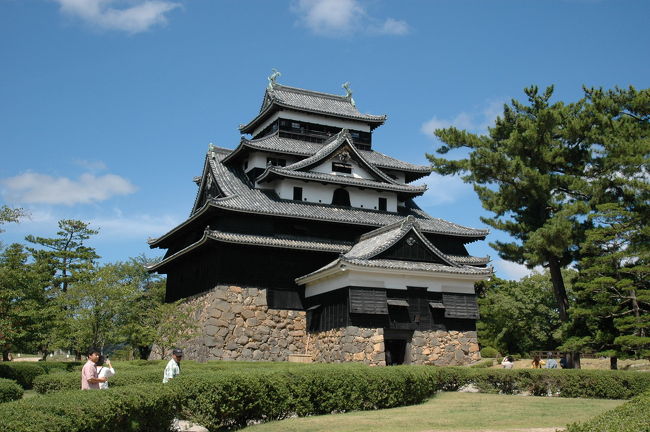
[
  {"x1": 308, "y1": 326, "x2": 386, "y2": 366},
  {"x1": 409, "y1": 330, "x2": 480, "y2": 365},
  {"x1": 156, "y1": 285, "x2": 308, "y2": 362},
  {"x1": 153, "y1": 285, "x2": 479, "y2": 366}
]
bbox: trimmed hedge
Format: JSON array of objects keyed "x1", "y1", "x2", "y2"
[
  {"x1": 167, "y1": 365, "x2": 439, "y2": 430},
  {"x1": 566, "y1": 389, "x2": 650, "y2": 432},
  {"x1": 7, "y1": 363, "x2": 650, "y2": 432},
  {"x1": 0, "y1": 384, "x2": 177, "y2": 432},
  {"x1": 466, "y1": 369, "x2": 650, "y2": 399},
  {"x1": 0, "y1": 362, "x2": 46, "y2": 389},
  {"x1": 480, "y1": 346, "x2": 499, "y2": 358},
  {"x1": 0, "y1": 378, "x2": 23, "y2": 403},
  {"x1": 33, "y1": 369, "x2": 164, "y2": 394}
]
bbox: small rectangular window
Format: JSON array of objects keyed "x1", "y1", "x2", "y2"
[
  {"x1": 291, "y1": 122, "x2": 301, "y2": 129},
  {"x1": 332, "y1": 162, "x2": 352, "y2": 174},
  {"x1": 378, "y1": 197, "x2": 387, "y2": 211},
  {"x1": 293, "y1": 187, "x2": 303, "y2": 201},
  {"x1": 266, "y1": 157, "x2": 287, "y2": 167}
]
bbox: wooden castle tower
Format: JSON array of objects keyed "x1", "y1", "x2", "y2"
[{"x1": 148, "y1": 73, "x2": 492, "y2": 365}]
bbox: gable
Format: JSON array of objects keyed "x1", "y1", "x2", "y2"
[
  {"x1": 311, "y1": 146, "x2": 376, "y2": 179},
  {"x1": 376, "y1": 232, "x2": 447, "y2": 264},
  {"x1": 192, "y1": 170, "x2": 223, "y2": 214}
]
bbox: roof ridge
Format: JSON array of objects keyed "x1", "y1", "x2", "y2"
[{"x1": 272, "y1": 83, "x2": 350, "y2": 101}]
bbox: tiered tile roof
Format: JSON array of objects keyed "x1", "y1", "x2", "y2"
[
  {"x1": 223, "y1": 131, "x2": 432, "y2": 181},
  {"x1": 240, "y1": 83, "x2": 386, "y2": 134},
  {"x1": 148, "y1": 148, "x2": 488, "y2": 248}
]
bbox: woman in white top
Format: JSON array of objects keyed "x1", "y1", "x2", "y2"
[
  {"x1": 96, "y1": 355, "x2": 115, "y2": 389},
  {"x1": 501, "y1": 355, "x2": 514, "y2": 369}
]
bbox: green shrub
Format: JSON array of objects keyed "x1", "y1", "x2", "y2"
[
  {"x1": 0, "y1": 384, "x2": 177, "y2": 432},
  {"x1": 480, "y1": 346, "x2": 499, "y2": 358},
  {"x1": 565, "y1": 389, "x2": 650, "y2": 432},
  {"x1": 0, "y1": 378, "x2": 23, "y2": 403},
  {"x1": 0, "y1": 363, "x2": 46, "y2": 389},
  {"x1": 38, "y1": 361, "x2": 82, "y2": 373},
  {"x1": 463, "y1": 369, "x2": 650, "y2": 399},
  {"x1": 167, "y1": 365, "x2": 443, "y2": 431},
  {"x1": 33, "y1": 368, "x2": 164, "y2": 394}
]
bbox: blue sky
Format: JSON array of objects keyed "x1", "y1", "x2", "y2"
[{"x1": 1, "y1": 0, "x2": 648, "y2": 280}]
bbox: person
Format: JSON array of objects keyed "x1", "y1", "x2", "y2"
[
  {"x1": 531, "y1": 354, "x2": 545, "y2": 369},
  {"x1": 96, "y1": 355, "x2": 115, "y2": 389},
  {"x1": 545, "y1": 352, "x2": 558, "y2": 369},
  {"x1": 163, "y1": 348, "x2": 183, "y2": 383},
  {"x1": 559, "y1": 355, "x2": 569, "y2": 369},
  {"x1": 501, "y1": 355, "x2": 514, "y2": 369},
  {"x1": 81, "y1": 348, "x2": 107, "y2": 390}
]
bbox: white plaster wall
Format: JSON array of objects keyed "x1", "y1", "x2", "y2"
[
  {"x1": 246, "y1": 151, "x2": 299, "y2": 171},
  {"x1": 304, "y1": 268, "x2": 480, "y2": 298},
  {"x1": 312, "y1": 158, "x2": 373, "y2": 180},
  {"x1": 252, "y1": 110, "x2": 371, "y2": 137},
  {"x1": 266, "y1": 178, "x2": 397, "y2": 211}
]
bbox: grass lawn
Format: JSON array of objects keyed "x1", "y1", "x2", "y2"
[{"x1": 241, "y1": 392, "x2": 624, "y2": 432}]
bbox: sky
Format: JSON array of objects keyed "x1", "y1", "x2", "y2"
[{"x1": 1, "y1": 0, "x2": 649, "y2": 281}]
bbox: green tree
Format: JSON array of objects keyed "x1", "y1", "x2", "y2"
[
  {"x1": 25, "y1": 219, "x2": 99, "y2": 293},
  {"x1": 427, "y1": 86, "x2": 592, "y2": 321},
  {"x1": 0, "y1": 243, "x2": 55, "y2": 360},
  {"x1": 25, "y1": 220, "x2": 99, "y2": 358},
  {"x1": 476, "y1": 271, "x2": 574, "y2": 355},
  {"x1": 111, "y1": 256, "x2": 166, "y2": 359},
  {"x1": 0, "y1": 206, "x2": 28, "y2": 249},
  {"x1": 61, "y1": 264, "x2": 134, "y2": 353},
  {"x1": 566, "y1": 205, "x2": 649, "y2": 369},
  {"x1": 562, "y1": 87, "x2": 649, "y2": 369},
  {"x1": 151, "y1": 301, "x2": 200, "y2": 359}
]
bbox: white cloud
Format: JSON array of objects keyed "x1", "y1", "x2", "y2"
[
  {"x1": 376, "y1": 17, "x2": 409, "y2": 35},
  {"x1": 421, "y1": 112, "x2": 475, "y2": 136},
  {"x1": 54, "y1": 0, "x2": 181, "y2": 34},
  {"x1": 421, "y1": 99, "x2": 505, "y2": 138},
  {"x1": 494, "y1": 259, "x2": 544, "y2": 281},
  {"x1": 292, "y1": 0, "x2": 409, "y2": 37},
  {"x1": 420, "y1": 173, "x2": 473, "y2": 206},
  {"x1": 1, "y1": 172, "x2": 137, "y2": 205},
  {"x1": 92, "y1": 212, "x2": 179, "y2": 240}
]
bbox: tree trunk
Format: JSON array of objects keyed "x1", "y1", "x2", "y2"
[
  {"x1": 41, "y1": 351, "x2": 48, "y2": 361},
  {"x1": 572, "y1": 352, "x2": 581, "y2": 369},
  {"x1": 548, "y1": 257, "x2": 570, "y2": 322},
  {"x1": 610, "y1": 356, "x2": 618, "y2": 370},
  {"x1": 2, "y1": 350, "x2": 9, "y2": 362}
]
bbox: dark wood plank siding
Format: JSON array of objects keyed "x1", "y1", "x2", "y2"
[
  {"x1": 349, "y1": 287, "x2": 388, "y2": 314},
  {"x1": 377, "y1": 235, "x2": 445, "y2": 263},
  {"x1": 442, "y1": 293, "x2": 480, "y2": 319}
]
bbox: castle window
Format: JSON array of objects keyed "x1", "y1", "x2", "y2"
[
  {"x1": 331, "y1": 188, "x2": 351, "y2": 206},
  {"x1": 293, "y1": 186, "x2": 303, "y2": 201},
  {"x1": 267, "y1": 157, "x2": 286, "y2": 167},
  {"x1": 378, "y1": 197, "x2": 387, "y2": 211},
  {"x1": 332, "y1": 162, "x2": 352, "y2": 174},
  {"x1": 291, "y1": 122, "x2": 301, "y2": 129}
]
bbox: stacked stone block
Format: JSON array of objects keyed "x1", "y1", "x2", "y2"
[{"x1": 161, "y1": 285, "x2": 479, "y2": 366}]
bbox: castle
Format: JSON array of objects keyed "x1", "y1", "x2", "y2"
[{"x1": 148, "y1": 74, "x2": 491, "y2": 365}]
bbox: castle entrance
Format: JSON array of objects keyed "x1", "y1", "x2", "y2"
[{"x1": 383, "y1": 329, "x2": 413, "y2": 365}]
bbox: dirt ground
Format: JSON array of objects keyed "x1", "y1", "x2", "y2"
[{"x1": 490, "y1": 357, "x2": 650, "y2": 371}]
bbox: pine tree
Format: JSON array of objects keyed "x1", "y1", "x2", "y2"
[{"x1": 427, "y1": 86, "x2": 592, "y2": 321}]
